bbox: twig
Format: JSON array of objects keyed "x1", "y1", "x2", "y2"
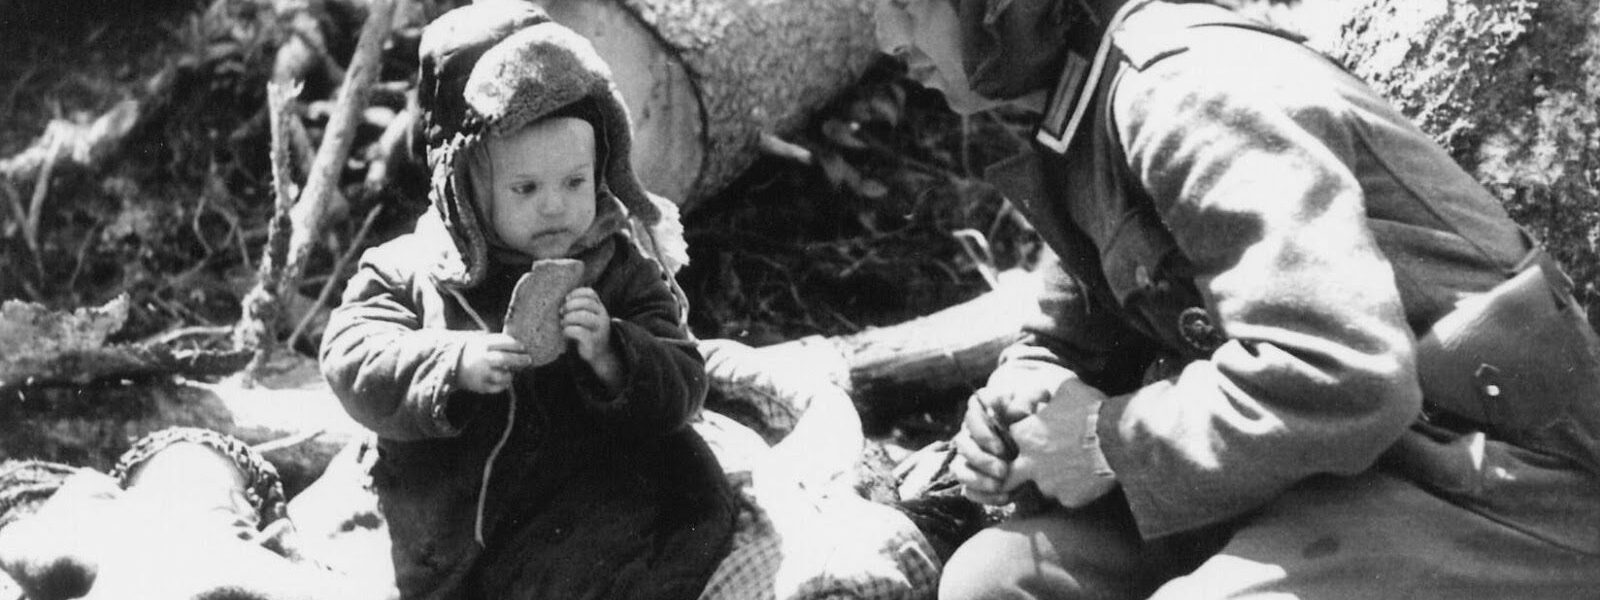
[
  {"x1": 958, "y1": 114, "x2": 974, "y2": 177},
  {"x1": 286, "y1": 203, "x2": 385, "y2": 349},
  {"x1": 363, "y1": 101, "x2": 418, "y2": 190},
  {"x1": 65, "y1": 222, "x2": 103, "y2": 291},
  {"x1": 758, "y1": 132, "x2": 814, "y2": 165},
  {"x1": 286, "y1": 111, "x2": 315, "y2": 179},
  {"x1": 951, "y1": 229, "x2": 1000, "y2": 290},
  {"x1": 0, "y1": 63, "x2": 37, "y2": 126},
  {"x1": 235, "y1": 81, "x2": 303, "y2": 378},
  {"x1": 287, "y1": 112, "x2": 350, "y2": 223},
  {"x1": 141, "y1": 324, "x2": 235, "y2": 347},
  {"x1": 279, "y1": 0, "x2": 397, "y2": 304},
  {"x1": 1, "y1": 179, "x2": 26, "y2": 242},
  {"x1": 19, "y1": 277, "x2": 41, "y2": 302},
  {"x1": 192, "y1": 182, "x2": 216, "y2": 258},
  {"x1": 23, "y1": 136, "x2": 61, "y2": 275},
  {"x1": 251, "y1": 428, "x2": 328, "y2": 454}
]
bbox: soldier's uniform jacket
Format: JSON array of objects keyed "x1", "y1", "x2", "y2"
[{"x1": 987, "y1": 0, "x2": 1600, "y2": 550}]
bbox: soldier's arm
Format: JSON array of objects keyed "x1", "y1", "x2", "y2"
[{"x1": 1102, "y1": 41, "x2": 1422, "y2": 538}]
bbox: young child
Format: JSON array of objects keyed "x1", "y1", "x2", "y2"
[{"x1": 320, "y1": 3, "x2": 735, "y2": 598}]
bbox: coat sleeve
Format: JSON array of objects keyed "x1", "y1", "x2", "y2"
[
  {"x1": 320, "y1": 245, "x2": 478, "y2": 441},
  {"x1": 989, "y1": 249, "x2": 1162, "y2": 402},
  {"x1": 574, "y1": 243, "x2": 708, "y2": 436},
  {"x1": 1099, "y1": 48, "x2": 1423, "y2": 538}
]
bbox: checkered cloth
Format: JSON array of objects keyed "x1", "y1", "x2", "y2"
[{"x1": 693, "y1": 409, "x2": 940, "y2": 600}]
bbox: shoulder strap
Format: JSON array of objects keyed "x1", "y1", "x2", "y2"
[
  {"x1": 1114, "y1": 8, "x2": 1309, "y2": 71},
  {"x1": 1036, "y1": 1, "x2": 1313, "y2": 154}
]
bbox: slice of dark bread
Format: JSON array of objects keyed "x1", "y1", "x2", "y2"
[{"x1": 504, "y1": 258, "x2": 584, "y2": 367}]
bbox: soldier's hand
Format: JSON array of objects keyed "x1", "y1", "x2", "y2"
[
  {"x1": 1005, "y1": 378, "x2": 1117, "y2": 508},
  {"x1": 952, "y1": 395, "x2": 1016, "y2": 505},
  {"x1": 973, "y1": 374, "x2": 1055, "y2": 426}
]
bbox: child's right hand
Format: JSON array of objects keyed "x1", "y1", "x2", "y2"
[{"x1": 456, "y1": 333, "x2": 533, "y2": 394}]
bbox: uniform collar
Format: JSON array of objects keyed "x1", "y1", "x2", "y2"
[{"x1": 1034, "y1": 0, "x2": 1152, "y2": 154}]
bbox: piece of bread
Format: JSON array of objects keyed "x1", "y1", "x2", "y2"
[{"x1": 503, "y1": 258, "x2": 584, "y2": 367}]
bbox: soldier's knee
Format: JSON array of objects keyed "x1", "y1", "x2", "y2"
[
  {"x1": 938, "y1": 523, "x2": 1090, "y2": 600},
  {"x1": 939, "y1": 526, "x2": 1025, "y2": 600},
  {"x1": 938, "y1": 505, "x2": 1159, "y2": 600}
]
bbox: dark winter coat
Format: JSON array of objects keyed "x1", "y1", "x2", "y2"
[
  {"x1": 322, "y1": 221, "x2": 733, "y2": 599},
  {"x1": 319, "y1": 3, "x2": 731, "y2": 597},
  {"x1": 986, "y1": 0, "x2": 1600, "y2": 551}
]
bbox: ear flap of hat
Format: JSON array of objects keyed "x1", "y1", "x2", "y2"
[{"x1": 590, "y1": 82, "x2": 660, "y2": 225}]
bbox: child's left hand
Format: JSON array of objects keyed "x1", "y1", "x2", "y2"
[{"x1": 561, "y1": 287, "x2": 621, "y2": 390}]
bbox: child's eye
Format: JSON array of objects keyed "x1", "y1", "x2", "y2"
[
  {"x1": 510, "y1": 182, "x2": 537, "y2": 195},
  {"x1": 565, "y1": 176, "x2": 587, "y2": 190}
]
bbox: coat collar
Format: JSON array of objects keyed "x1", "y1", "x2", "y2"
[{"x1": 1035, "y1": 0, "x2": 1309, "y2": 155}]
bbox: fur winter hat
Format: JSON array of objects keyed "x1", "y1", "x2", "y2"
[{"x1": 416, "y1": 0, "x2": 670, "y2": 288}]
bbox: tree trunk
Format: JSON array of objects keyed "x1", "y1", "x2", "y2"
[
  {"x1": 1324, "y1": 0, "x2": 1600, "y2": 323},
  {"x1": 535, "y1": 0, "x2": 881, "y2": 208}
]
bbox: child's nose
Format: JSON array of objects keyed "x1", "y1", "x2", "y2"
[{"x1": 534, "y1": 191, "x2": 566, "y2": 216}]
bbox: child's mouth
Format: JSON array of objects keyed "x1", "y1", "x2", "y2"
[
  {"x1": 531, "y1": 229, "x2": 569, "y2": 242},
  {"x1": 527, "y1": 230, "x2": 574, "y2": 252}
]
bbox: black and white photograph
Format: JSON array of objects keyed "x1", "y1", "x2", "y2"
[{"x1": 1, "y1": 0, "x2": 1597, "y2": 598}]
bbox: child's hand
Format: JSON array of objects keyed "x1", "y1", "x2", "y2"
[
  {"x1": 561, "y1": 287, "x2": 621, "y2": 389},
  {"x1": 457, "y1": 333, "x2": 532, "y2": 394}
]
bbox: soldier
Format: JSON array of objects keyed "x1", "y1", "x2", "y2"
[{"x1": 874, "y1": 0, "x2": 1600, "y2": 598}]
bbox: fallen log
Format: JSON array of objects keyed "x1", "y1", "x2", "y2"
[
  {"x1": 742, "y1": 268, "x2": 1041, "y2": 406},
  {"x1": 0, "y1": 296, "x2": 251, "y2": 389},
  {"x1": 535, "y1": 0, "x2": 882, "y2": 208},
  {"x1": 0, "y1": 357, "x2": 365, "y2": 498}
]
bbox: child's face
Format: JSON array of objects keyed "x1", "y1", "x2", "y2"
[{"x1": 480, "y1": 117, "x2": 598, "y2": 259}]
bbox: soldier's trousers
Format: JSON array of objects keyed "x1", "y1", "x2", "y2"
[{"x1": 938, "y1": 470, "x2": 1600, "y2": 600}]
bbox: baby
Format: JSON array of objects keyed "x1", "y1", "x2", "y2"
[{"x1": 320, "y1": 3, "x2": 734, "y2": 598}]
